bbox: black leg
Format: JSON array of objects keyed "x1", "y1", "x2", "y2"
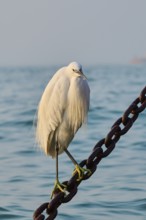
[
  {"x1": 55, "y1": 144, "x2": 59, "y2": 182},
  {"x1": 51, "y1": 144, "x2": 67, "y2": 199},
  {"x1": 64, "y1": 148, "x2": 91, "y2": 181},
  {"x1": 64, "y1": 148, "x2": 78, "y2": 166}
]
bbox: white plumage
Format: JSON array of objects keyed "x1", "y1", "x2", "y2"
[{"x1": 36, "y1": 62, "x2": 90, "y2": 158}]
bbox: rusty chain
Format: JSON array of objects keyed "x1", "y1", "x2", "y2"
[{"x1": 33, "y1": 86, "x2": 146, "y2": 220}]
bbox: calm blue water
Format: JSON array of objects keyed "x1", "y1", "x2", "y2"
[{"x1": 0, "y1": 64, "x2": 146, "y2": 220}]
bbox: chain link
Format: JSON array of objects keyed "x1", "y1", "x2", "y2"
[{"x1": 33, "y1": 86, "x2": 146, "y2": 220}]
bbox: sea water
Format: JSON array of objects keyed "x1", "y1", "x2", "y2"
[{"x1": 0, "y1": 64, "x2": 146, "y2": 220}]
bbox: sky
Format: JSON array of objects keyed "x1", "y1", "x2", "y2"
[{"x1": 0, "y1": 0, "x2": 146, "y2": 66}]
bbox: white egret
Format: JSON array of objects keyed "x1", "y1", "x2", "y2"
[{"x1": 36, "y1": 61, "x2": 90, "y2": 197}]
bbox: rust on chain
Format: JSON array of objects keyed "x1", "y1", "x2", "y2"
[{"x1": 33, "y1": 86, "x2": 146, "y2": 220}]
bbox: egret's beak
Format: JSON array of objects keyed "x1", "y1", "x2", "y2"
[{"x1": 78, "y1": 70, "x2": 87, "y2": 79}]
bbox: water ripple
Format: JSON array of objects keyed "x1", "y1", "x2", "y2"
[{"x1": 0, "y1": 65, "x2": 146, "y2": 220}]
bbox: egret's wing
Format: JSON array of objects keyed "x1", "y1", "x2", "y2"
[
  {"x1": 36, "y1": 69, "x2": 70, "y2": 155},
  {"x1": 67, "y1": 77, "x2": 90, "y2": 133}
]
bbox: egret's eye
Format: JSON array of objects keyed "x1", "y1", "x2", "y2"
[{"x1": 72, "y1": 69, "x2": 79, "y2": 73}]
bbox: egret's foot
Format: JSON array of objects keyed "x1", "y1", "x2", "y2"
[
  {"x1": 51, "y1": 180, "x2": 67, "y2": 199},
  {"x1": 73, "y1": 164, "x2": 92, "y2": 181}
]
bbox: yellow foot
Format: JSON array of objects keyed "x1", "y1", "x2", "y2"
[
  {"x1": 72, "y1": 164, "x2": 92, "y2": 181},
  {"x1": 51, "y1": 180, "x2": 67, "y2": 199}
]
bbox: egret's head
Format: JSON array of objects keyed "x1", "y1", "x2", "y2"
[{"x1": 68, "y1": 62, "x2": 86, "y2": 78}]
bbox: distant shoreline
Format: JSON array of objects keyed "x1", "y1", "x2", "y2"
[{"x1": 130, "y1": 57, "x2": 146, "y2": 64}]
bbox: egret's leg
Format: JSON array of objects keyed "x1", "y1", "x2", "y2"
[
  {"x1": 56, "y1": 145, "x2": 59, "y2": 183},
  {"x1": 51, "y1": 145, "x2": 66, "y2": 199},
  {"x1": 64, "y1": 149, "x2": 91, "y2": 181}
]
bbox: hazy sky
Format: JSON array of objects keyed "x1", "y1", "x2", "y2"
[{"x1": 0, "y1": 0, "x2": 146, "y2": 66}]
